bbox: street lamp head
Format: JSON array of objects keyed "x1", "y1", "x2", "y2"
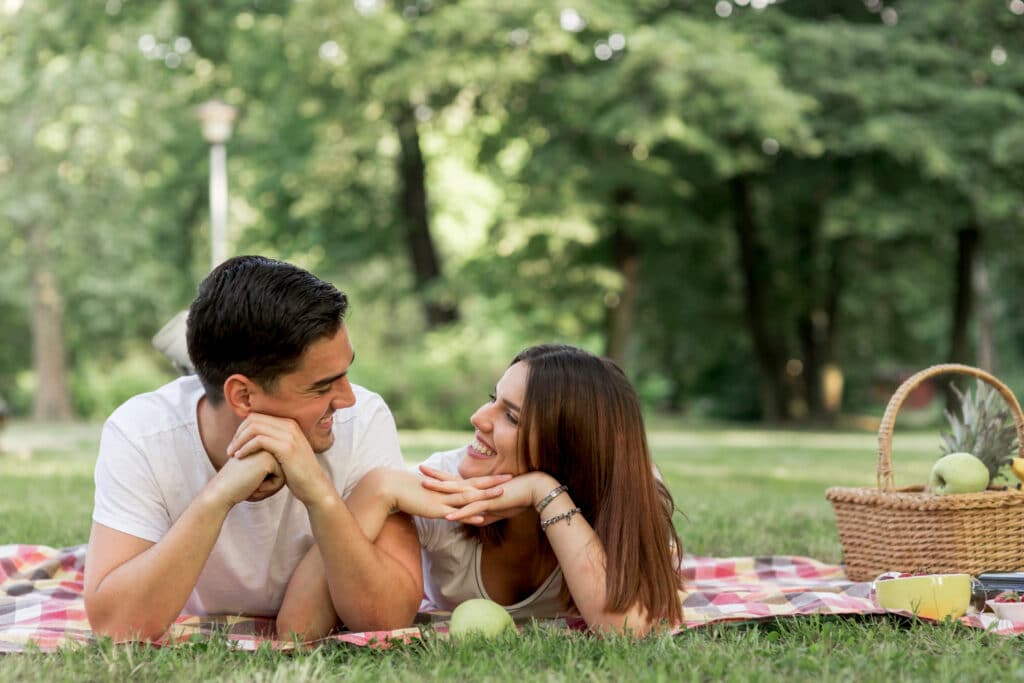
[{"x1": 196, "y1": 100, "x2": 238, "y2": 144}]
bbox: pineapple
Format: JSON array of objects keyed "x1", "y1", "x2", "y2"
[{"x1": 940, "y1": 380, "x2": 1020, "y2": 483}]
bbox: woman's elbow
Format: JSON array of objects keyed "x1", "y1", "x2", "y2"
[
  {"x1": 590, "y1": 623, "x2": 650, "y2": 639},
  {"x1": 586, "y1": 611, "x2": 656, "y2": 638}
]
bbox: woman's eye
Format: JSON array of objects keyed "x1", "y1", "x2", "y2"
[
  {"x1": 488, "y1": 393, "x2": 497, "y2": 403},
  {"x1": 506, "y1": 412, "x2": 519, "y2": 426}
]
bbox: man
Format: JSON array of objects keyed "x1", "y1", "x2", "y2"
[{"x1": 84, "y1": 256, "x2": 422, "y2": 641}]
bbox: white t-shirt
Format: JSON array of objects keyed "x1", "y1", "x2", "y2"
[
  {"x1": 92, "y1": 375, "x2": 403, "y2": 617},
  {"x1": 413, "y1": 448, "x2": 567, "y2": 620}
]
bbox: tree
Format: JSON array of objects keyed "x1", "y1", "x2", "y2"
[{"x1": 0, "y1": 2, "x2": 197, "y2": 417}]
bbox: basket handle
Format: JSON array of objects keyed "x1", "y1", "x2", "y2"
[{"x1": 877, "y1": 363, "x2": 1024, "y2": 491}]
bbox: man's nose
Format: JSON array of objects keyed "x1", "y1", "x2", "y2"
[{"x1": 332, "y1": 378, "x2": 356, "y2": 408}]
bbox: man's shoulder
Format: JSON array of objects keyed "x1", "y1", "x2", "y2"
[{"x1": 106, "y1": 375, "x2": 203, "y2": 439}]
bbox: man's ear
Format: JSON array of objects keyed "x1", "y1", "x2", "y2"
[{"x1": 223, "y1": 374, "x2": 259, "y2": 418}]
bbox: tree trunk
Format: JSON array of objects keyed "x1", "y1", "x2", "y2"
[
  {"x1": 29, "y1": 225, "x2": 74, "y2": 421},
  {"x1": 604, "y1": 189, "x2": 640, "y2": 370},
  {"x1": 820, "y1": 239, "x2": 845, "y2": 418},
  {"x1": 792, "y1": 210, "x2": 844, "y2": 423},
  {"x1": 730, "y1": 175, "x2": 787, "y2": 422},
  {"x1": 793, "y1": 208, "x2": 823, "y2": 421},
  {"x1": 947, "y1": 223, "x2": 979, "y2": 411},
  {"x1": 974, "y1": 255, "x2": 996, "y2": 372},
  {"x1": 395, "y1": 105, "x2": 458, "y2": 328}
]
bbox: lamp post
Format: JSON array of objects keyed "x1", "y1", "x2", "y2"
[
  {"x1": 151, "y1": 100, "x2": 238, "y2": 375},
  {"x1": 196, "y1": 100, "x2": 237, "y2": 270}
]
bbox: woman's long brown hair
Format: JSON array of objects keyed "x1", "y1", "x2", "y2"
[{"x1": 468, "y1": 344, "x2": 683, "y2": 625}]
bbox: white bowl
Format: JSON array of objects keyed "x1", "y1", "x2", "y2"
[{"x1": 987, "y1": 599, "x2": 1024, "y2": 622}]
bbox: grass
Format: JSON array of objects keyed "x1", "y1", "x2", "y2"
[{"x1": 3, "y1": 421, "x2": 1022, "y2": 681}]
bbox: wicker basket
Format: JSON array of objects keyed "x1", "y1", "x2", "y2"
[{"x1": 826, "y1": 364, "x2": 1024, "y2": 582}]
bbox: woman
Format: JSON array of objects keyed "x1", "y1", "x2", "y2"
[{"x1": 346, "y1": 344, "x2": 683, "y2": 635}]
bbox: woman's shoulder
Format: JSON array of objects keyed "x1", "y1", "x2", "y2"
[{"x1": 414, "y1": 446, "x2": 466, "y2": 474}]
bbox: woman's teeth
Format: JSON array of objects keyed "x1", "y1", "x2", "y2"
[{"x1": 471, "y1": 437, "x2": 496, "y2": 457}]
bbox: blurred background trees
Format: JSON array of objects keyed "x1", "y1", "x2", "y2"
[{"x1": 1, "y1": 0, "x2": 1022, "y2": 428}]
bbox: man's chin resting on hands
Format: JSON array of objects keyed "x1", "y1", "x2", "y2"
[{"x1": 84, "y1": 255, "x2": 422, "y2": 642}]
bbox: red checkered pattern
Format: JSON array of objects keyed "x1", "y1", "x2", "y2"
[
  {"x1": 0, "y1": 544, "x2": 419, "y2": 652},
  {"x1": 679, "y1": 555, "x2": 879, "y2": 625},
  {"x1": 2, "y1": 545, "x2": 1019, "y2": 652}
]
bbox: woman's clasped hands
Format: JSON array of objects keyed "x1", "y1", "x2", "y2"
[{"x1": 418, "y1": 465, "x2": 558, "y2": 526}]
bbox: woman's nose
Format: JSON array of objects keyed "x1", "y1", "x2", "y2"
[{"x1": 470, "y1": 403, "x2": 491, "y2": 431}]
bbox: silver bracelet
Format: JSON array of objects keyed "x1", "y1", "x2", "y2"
[
  {"x1": 535, "y1": 484, "x2": 568, "y2": 513},
  {"x1": 541, "y1": 507, "x2": 581, "y2": 531}
]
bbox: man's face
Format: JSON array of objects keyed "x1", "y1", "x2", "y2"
[{"x1": 250, "y1": 325, "x2": 356, "y2": 454}]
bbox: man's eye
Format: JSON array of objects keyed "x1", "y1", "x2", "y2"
[{"x1": 315, "y1": 386, "x2": 331, "y2": 395}]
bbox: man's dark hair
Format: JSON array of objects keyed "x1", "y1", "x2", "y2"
[{"x1": 186, "y1": 255, "x2": 348, "y2": 404}]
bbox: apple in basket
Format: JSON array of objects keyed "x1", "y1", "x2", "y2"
[{"x1": 928, "y1": 452, "x2": 989, "y2": 495}]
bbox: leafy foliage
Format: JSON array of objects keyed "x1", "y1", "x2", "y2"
[{"x1": 1, "y1": 1, "x2": 1023, "y2": 425}]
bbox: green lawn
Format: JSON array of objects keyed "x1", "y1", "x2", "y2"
[{"x1": 4, "y1": 422, "x2": 1024, "y2": 681}]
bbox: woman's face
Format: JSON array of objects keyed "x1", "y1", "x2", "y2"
[{"x1": 459, "y1": 361, "x2": 529, "y2": 479}]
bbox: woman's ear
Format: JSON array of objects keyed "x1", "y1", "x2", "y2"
[{"x1": 223, "y1": 374, "x2": 257, "y2": 418}]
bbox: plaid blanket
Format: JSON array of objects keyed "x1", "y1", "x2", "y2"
[
  {"x1": 1, "y1": 545, "x2": 1019, "y2": 653},
  {"x1": 0, "y1": 545, "x2": 419, "y2": 653}
]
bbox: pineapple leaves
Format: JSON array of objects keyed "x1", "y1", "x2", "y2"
[{"x1": 939, "y1": 380, "x2": 1019, "y2": 481}]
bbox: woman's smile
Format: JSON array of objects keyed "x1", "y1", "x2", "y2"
[{"x1": 467, "y1": 435, "x2": 497, "y2": 459}]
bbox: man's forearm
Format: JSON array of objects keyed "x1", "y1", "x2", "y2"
[
  {"x1": 86, "y1": 492, "x2": 230, "y2": 641},
  {"x1": 306, "y1": 494, "x2": 421, "y2": 632}
]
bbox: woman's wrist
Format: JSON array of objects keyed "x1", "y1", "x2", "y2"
[
  {"x1": 527, "y1": 472, "x2": 562, "y2": 508},
  {"x1": 535, "y1": 484, "x2": 568, "y2": 513}
]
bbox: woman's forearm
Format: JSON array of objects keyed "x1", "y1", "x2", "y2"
[
  {"x1": 533, "y1": 484, "x2": 651, "y2": 636},
  {"x1": 344, "y1": 468, "x2": 424, "y2": 540}
]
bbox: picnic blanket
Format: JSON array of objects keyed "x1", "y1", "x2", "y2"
[{"x1": 2, "y1": 544, "x2": 1019, "y2": 653}]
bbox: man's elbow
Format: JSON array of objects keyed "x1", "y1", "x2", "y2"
[
  {"x1": 85, "y1": 595, "x2": 170, "y2": 643},
  {"x1": 387, "y1": 593, "x2": 422, "y2": 630},
  {"x1": 344, "y1": 591, "x2": 420, "y2": 632},
  {"x1": 275, "y1": 604, "x2": 337, "y2": 642},
  {"x1": 275, "y1": 616, "x2": 326, "y2": 643}
]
